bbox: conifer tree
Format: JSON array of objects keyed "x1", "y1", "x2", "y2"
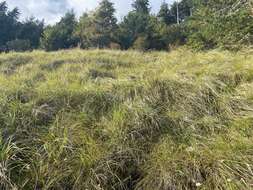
[
  {"x1": 91, "y1": 0, "x2": 117, "y2": 48},
  {"x1": 158, "y1": 2, "x2": 175, "y2": 25}
]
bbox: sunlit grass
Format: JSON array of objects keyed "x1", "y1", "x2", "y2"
[{"x1": 0, "y1": 48, "x2": 253, "y2": 189}]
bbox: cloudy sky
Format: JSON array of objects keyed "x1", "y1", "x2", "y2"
[{"x1": 6, "y1": 0, "x2": 175, "y2": 24}]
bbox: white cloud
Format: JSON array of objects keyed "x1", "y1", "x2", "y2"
[
  {"x1": 6, "y1": 0, "x2": 175, "y2": 24},
  {"x1": 6, "y1": 0, "x2": 69, "y2": 24}
]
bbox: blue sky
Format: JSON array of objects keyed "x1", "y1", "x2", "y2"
[{"x1": 6, "y1": 0, "x2": 175, "y2": 24}]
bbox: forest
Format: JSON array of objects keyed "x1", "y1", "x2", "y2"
[{"x1": 0, "y1": 0, "x2": 253, "y2": 52}]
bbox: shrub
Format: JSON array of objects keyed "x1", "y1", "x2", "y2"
[
  {"x1": 132, "y1": 36, "x2": 149, "y2": 51},
  {"x1": 109, "y1": 42, "x2": 121, "y2": 50},
  {"x1": 6, "y1": 39, "x2": 31, "y2": 52}
]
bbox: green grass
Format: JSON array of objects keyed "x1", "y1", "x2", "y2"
[{"x1": 0, "y1": 48, "x2": 253, "y2": 190}]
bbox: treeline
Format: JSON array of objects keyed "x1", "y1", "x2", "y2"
[
  {"x1": 0, "y1": 0, "x2": 253, "y2": 52},
  {"x1": 0, "y1": 1, "x2": 44, "y2": 52}
]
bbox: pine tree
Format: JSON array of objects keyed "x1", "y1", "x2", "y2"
[
  {"x1": 75, "y1": 13, "x2": 93, "y2": 48},
  {"x1": 18, "y1": 17, "x2": 44, "y2": 49},
  {"x1": 92, "y1": 0, "x2": 117, "y2": 48},
  {"x1": 41, "y1": 10, "x2": 78, "y2": 51},
  {"x1": 117, "y1": 0, "x2": 151, "y2": 49},
  {"x1": 158, "y1": 2, "x2": 175, "y2": 25},
  {"x1": 187, "y1": 0, "x2": 253, "y2": 50},
  {"x1": 0, "y1": 1, "x2": 20, "y2": 49},
  {"x1": 170, "y1": 0, "x2": 192, "y2": 23},
  {"x1": 132, "y1": 0, "x2": 150, "y2": 14},
  {"x1": 117, "y1": 0, "x2": 166, "y2": 50}
]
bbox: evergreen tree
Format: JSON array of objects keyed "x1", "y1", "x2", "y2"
[
  {"x1": 1, "y1": 0, "x2": 252, "y2": 52},
  {"x1": 91, "y1": 0, "x2": 117, "y2": 48},
  {"x1": 170, "y1": 0, "x2": 193, "y2": 23},
  {"x1": 75, "y1": 12, "x2": 93, "y2": 48},
  {"x1": 41, "y1": 10, "x2": 78, "y2": 51},
  {"x1": 187, "y1": 0, "x2": 253, "y2": 50},
  {"x1": 118, "y1": 0, "x2": 152, "y2": 49},
  {"x1": 0, "y1": 1, "x2": 44, "y2": 51},
  {"x1": 157, "y1": 2, "x2": 175, "y2": 25},
  {"x1": 0, "y1": 1, "x2": 20, "y2": 50},
  {"x1": 18, "y1": 17, "x2": 44, "y2": 49},
  {"x1": 132, "y1": 0, "x2": 150, "y2": 14}
]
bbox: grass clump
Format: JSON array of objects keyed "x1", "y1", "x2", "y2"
[
  {"x1": 138, "y1": 132, "x2": 253, "y2": 190},
  {"x1": 0, "y1": 49, "x2": 253, "y2": 189}
]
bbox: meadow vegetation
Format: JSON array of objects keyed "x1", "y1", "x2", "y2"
[{"x1": 0, "y1": 48, "x2": 253, "y2": 189}]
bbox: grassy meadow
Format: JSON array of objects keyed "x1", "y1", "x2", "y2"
[{"x1": 0, "y1": 49, "x2": 253, "y2": 189}]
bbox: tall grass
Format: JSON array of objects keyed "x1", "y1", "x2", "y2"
[{"x1": 0, "y1": 48, "x2": 252, "y2": 189}]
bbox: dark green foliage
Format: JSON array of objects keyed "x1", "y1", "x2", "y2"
[
  {"x1": 0, "y1": 1, "x2": 43, "y2": 52},
  {"x1": 75, "y1": 0, "x2": 117, "y2": 49},
  {"x1": 75, "y1": 13, "x2": 92, "y2": 49},
  {"x1": 1, "y1": 0, "x2": 253, "y2": 51},
  {"x1": 157, "y1": 2, "x2": 175, "y2": 25},
  {"x1": 161, "y1": 24, "x2": 187, "y2": 49},
  {"x1": 187, "y1": 0, "x2": 253, "y2": 50},
  {"x1": 6, "y1": 39, "x2": 31, "y2": 52},
  {"x1": 117, "y1": 0, "x2": 164, "y2": 50},
  {"x1": 117, "y1": 0, "x2": 190, "y2": 50},
  {"x1": 117, "y1": 12, "x2": 151, "y2": 49},
  {"x1": 170, "y1": 0, "x2": 193, "y2": 23},
  {"x1": 0, "y1": 1, "x2": 19, "y2": 49},
  {"x1": 40, "y1": 25, "x2": 63, "y2": 51},
  {"x1": 132, "y1": 0, "x2": 150, "y2": 14},
  {"x1": 127, "y1": 0, "x2": 253, "y2": 51},
  {"x1": 91, "y1": 0, "x2": 117, "y2": 48},
  {"x1": 18, "y1": 18, "x2": 44, "y2": 49},
  {"x1": 41, "y1": 11, "x2": 78, "y2": 51}
]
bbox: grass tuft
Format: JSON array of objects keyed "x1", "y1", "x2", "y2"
[{"x1": 0, "y1": 49, "x2": 253, "y2": 189}]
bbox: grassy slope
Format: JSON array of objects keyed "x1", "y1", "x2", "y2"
[{"x1": 0, "y1": 49, "x2": 253, "y2": 189}]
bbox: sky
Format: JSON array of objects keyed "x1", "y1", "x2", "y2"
[{"x1": 6, "y1": 0, "x2": 175, "y2": 24}]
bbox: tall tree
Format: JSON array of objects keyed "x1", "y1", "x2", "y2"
[
  {"x1": 117, "y1": 0, "x2": 152, "y2": 49},
  {"x1": 157, "y1": 2, "x2": 175, "y2": 25},
  {"x1": 41, "y1": 10, "x2": 78, "y2": 51},
  {"x1": 0, "y1": 1, "x2": 20, "y2": 49},
  {"x1": 132, "y1": 0, "x2": 150, "y2": 14},
  {"x1": 91, "y1": 0, "x2": 117, "y2": 48},
  {"x1": 75, "y1": 12, "x2": 93, "y2": 48},
  {"x1": 170, "y1": 0, "x2": 193, "y2": 23},
  {"x1": 18, "y1": 17, "x2": 44, "y2": 49},
  {"x1": 187, "y1": 0, "x2": 253, "y2": 50}
]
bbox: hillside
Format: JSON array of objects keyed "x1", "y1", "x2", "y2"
[{"x1": 0, "y1": 49, "x2": 253, "y2": 189}]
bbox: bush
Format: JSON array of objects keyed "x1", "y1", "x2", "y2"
[
  {"x1": 132, "y1": 36, "x2": 149, "y2": 50},
  {"x1": 187, "y1": 0, "x2": 253, "y2": 50},
  {"x1": 6, "y1": 39, "x2": 31, "y2": 52},
  {"x1": 187, "y1": 32, "x2": 216, "y2": 51},
  {"x1": 40, "y1": 11, "x2": 78, "y2": 51},
  {"x1": 109, "y1": 42, "x2": 121, "y2": 50},
  {"x1": 0, "y1": 46, "x2": 9, "y2": 53}
]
